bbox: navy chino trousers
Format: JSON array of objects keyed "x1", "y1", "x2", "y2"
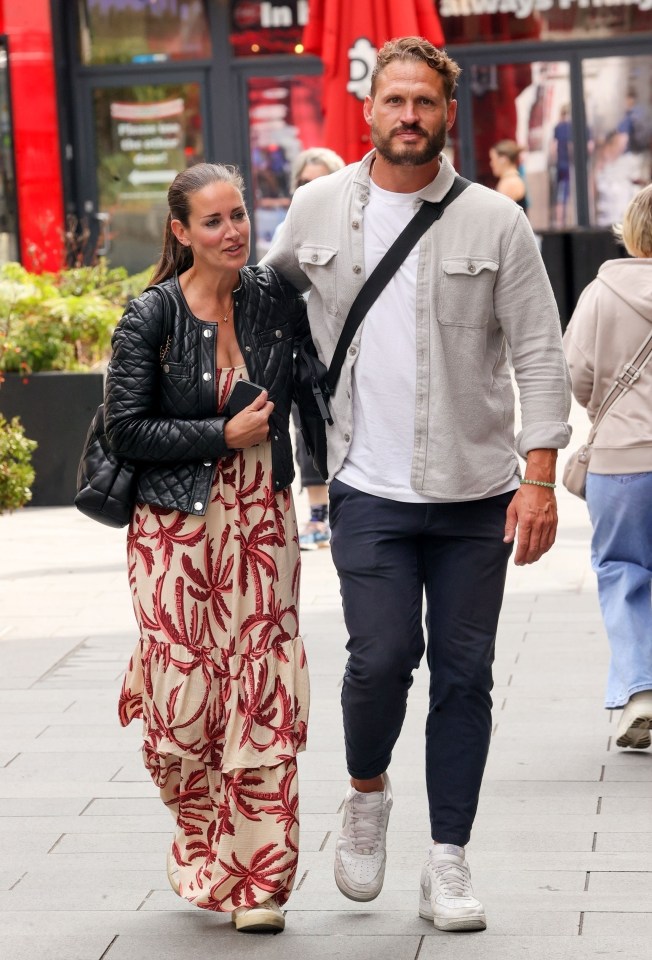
[{"x1": 329, "y1": 478, "x2": 514, "y2": 847}]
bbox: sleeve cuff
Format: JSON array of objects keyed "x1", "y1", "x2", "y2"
[{"x1": 516, "y1": 421, "x2": 573, "y2": 458}]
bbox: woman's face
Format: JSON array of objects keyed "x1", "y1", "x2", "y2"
[
  {"x1": 173, "y1": 181, "x2": 250, "y2": 273},
  {"x1": 489, "y1": 148, "x2": 507, "y2": 177}
]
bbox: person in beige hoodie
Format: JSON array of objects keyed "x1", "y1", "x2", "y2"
[{"x1": 564, "y1": 184, "x2": 652, "y2": 748}]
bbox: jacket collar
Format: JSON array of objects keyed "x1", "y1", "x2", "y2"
[{"x1": 353, "y1": 149, "x2": 457, "y2": 202}]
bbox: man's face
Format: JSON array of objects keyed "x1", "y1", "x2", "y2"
[{"x1": 364, "y1": 60, "x2": 457, "y2": 167}]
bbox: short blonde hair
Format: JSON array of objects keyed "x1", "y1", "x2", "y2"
[
  {"x1": 291, "y1": 147, "x2": 345, "y2": 193},
  {"x1": 613, "y1": 184, "x2": 652, "y2": 257},
  {"x1": 371, "y1": 37, "x2": 461, "y2": 102}
]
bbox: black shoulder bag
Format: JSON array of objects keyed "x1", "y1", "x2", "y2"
[
  {"x1": 294, "y1": 175, "x2": 471, "y2": 482},
  {"x1": 74, "y1": 286, "x2": 172, "y2": 528}
]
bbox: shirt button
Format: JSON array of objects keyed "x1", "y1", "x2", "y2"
[
  {"x1": 245, "y1": 345, "x2": 251, "y2": 352},
  {"x1": 348, "y1": 346, "x2": 357, "y2": 356},
  {"x1": 360, "y1": 193, "x2": 368, "y2": 202},
  {"x1": 344, "y1": 433, "x2": 351, "y2": 443},
  {"x1": 193, "y1": 501, "x2": 203, "y2": 511},
  {"x1": 468, "y1": 262, "x2": 476, "y2": 274},
  {"x1": 162, "y1": 363, "x2": 170, "y2": 373},
  {"x1": 203, "y1": 372, "x2": 212, "y2": 381},
  {"x1": 275, "y1": 329, "x2": 282, "y2": 338},
  {"x1": 203, "y1": 328, "x2": 213, "y2": 338},
  {"x1": 311, "y1": 254, "x2": 318, "y2": 262},
  {"x1": 353, "y1": 265, "x2": 362, "y2": 274},
  {"x1": 352, "y1": 220, "x2": 360, "y2": 229}
]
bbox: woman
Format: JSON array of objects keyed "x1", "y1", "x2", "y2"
[
  {"x1": 285, "y1": 147, "x2": 345, "y2": 551},
  {"x1": 563, "y1": 184, "x2": 652, "y2": 747},
  {"x1": 104, "y1": 163, "x2": 310, "y2": 932},
  {"x1": 488, "y1": 139, "x2": 528, "y2": 212}
]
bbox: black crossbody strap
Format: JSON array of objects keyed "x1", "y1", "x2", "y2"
[{"x1": 325, "y1": 174, "x2": 471, "y2": 394}]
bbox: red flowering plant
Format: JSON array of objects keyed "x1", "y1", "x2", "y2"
[{"x1": 0, "y1": 260, "x2": 151, "y2": 382}]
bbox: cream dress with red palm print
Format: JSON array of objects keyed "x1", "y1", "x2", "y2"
[{"x1": 118, "y1": 365, "x2": 309, "y2": 912}]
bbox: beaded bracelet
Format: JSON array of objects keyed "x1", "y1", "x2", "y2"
[{"x1": 520, "y1": 478, "x2": 556, "y2": 489}]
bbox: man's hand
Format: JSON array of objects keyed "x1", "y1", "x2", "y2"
[
  {"x1": 503, "y1": 448, "x2": 559, "y2": 565},
  {"x1": 503, "y1": 484, "x2": 558, "y2": 565},
  {"x1": 224, "y1": 390, "x2": 274, "y2": 449}
]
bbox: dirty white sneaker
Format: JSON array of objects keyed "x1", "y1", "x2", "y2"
[
  {"x1": 419, "y1": 845, "x2": 487, "y2": 931},
  {"x1": 334, "y1": 773, "x2": 393, "y2": 901},
  {"x1": 232, "y1": 897, "x2": 285, "y2": 933},
  {"x1": 616, "y1": 691, "x2": 652, "y2": 749}
]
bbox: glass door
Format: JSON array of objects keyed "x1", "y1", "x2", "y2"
[{"x1": 79, "y1": 75, "x2": 207, "y2": 274}]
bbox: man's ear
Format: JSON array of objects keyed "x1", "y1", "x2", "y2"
[
  {"x1": 446, "y1": 99, "x2": 458, "y2": 131},
  {"x1": 363, "y1": 95, "x2": 374, "y2": 128}
]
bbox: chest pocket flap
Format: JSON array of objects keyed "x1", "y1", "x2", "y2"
[
  {"x1": 298, "y1": 244, "x2": 338, "y2": 268},
  {"x1": 439, "y1": 257, "x2": 499, "y2": 327}
]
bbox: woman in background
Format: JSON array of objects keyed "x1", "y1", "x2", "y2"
[
  {"x1": 563, "y1": 185, "x2": 652, "y2": 747},
  {"x1": 488, "y1": 139, "x2": 528, "y2": 213}
]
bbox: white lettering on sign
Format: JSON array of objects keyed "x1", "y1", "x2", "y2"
[
  {"x1": 439, "y1": 0, "x2": 652, "y2": 15},
  {"x1": 260, "y1": 2, "x2": 292, "y2": 27},
  {"x1": 347, "y1": 38, "x2": 378, "y2": 101},
  {"x1": 297, "y1": 0, "x2": 309, "y2": 24}
]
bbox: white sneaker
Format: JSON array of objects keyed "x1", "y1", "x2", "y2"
[
  {"x1": 616, "y1": 691, "x2": 652, "y2": 749},
  {"x1": 419, "y1": 845, "x2": 487, "y2": 931},
  {"x1": 334, "y1": 773, "x2": 393, "y2": 901},
  {"x1": 232, "y1": 897, "x2": 285, "y2": 933}
]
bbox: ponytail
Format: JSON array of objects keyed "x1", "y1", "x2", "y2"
[{"x1": 150, "y1": 213, "x2": 192, "y2": 285}]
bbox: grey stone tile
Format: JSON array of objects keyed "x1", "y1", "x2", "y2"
[
  {"x1": 581, "y1": 913, "x2": 652, "y2": 938},
  {"x1": 587, "y1": 872, "x2": 652, "y2": 895},
  {"x1": 420, "y1": 936, "x2": 650, "y2": 958},
  {"x1": 595, "y1": 834, "x2": 652, "y2": 853},
  {"x1": 0, "y1": 886, "x2": 149, "y2": 910},
  {"x1": 107, "y1": 934, "x2": 421, "y2": 959},
  {"x1": 0, "y1": 798, "x2": 89, "y2": 816},
  {"x1": 0, "y1": 936, "x2": 115, "y2": 960}
]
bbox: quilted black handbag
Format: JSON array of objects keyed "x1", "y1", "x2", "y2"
[
  {"x1": 294, "y1": 176, "x2": 470, "y2": 483},
  {"x1": 74, "y1": 286, "x2": 171, "y2": 527}
]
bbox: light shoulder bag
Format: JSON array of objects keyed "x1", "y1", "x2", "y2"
[{"x1": 563, "y1": 326, "x2": 652, "y2": 499}]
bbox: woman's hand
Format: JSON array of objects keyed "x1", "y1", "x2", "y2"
[{"x1": 224, "y1": 390, "x2": 274, "y2": 449}]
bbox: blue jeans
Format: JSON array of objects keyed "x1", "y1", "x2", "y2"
[
  {"x1": 329, "y1": 479, "x2": 514, "y2": 846},
  {"x1": 585, "y1": 472, "x2": 652, "y2": 709}
]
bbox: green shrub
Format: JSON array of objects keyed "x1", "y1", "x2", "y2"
[
  {"x1": 0, "y1": 260, "x2": 153, "y2": 374},
  {"x1": 0, "y1": 414, "x2": 37, "y2": 512}
]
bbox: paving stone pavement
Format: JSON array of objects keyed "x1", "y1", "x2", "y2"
[{"x1": 1, "y1": 397, "x2": 652, "y2": 959}]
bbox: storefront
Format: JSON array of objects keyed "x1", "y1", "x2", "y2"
[{"x1": 2, "y1": 1, "x2": 651, "y2": 299}]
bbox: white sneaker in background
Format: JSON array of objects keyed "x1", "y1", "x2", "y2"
[
  {"x1": 419, "y1": 844, "x2": 487, "y2": 931},
  {"x1": 334, "y1": 772, "x2": 393, "y2": 901},
  {"x1": 616, "y1": 691, "x2": 652, "y2": 749}
]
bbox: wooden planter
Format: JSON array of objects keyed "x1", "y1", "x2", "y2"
[{"x1": 0, "y1": 371, "x2": 104, "y2": 507}]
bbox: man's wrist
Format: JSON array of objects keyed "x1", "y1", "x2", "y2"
[{"x1": 524, "y1": 448, "x2": 558, "y2": 484}]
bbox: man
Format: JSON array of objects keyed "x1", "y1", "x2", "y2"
[{"x1": 263, "y1": 37, "x2": 571, "y2": 931}]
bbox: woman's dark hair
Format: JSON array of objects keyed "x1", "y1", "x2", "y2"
[{"x1": 150, "y1": 163, "x2": 246, "y2": 285}]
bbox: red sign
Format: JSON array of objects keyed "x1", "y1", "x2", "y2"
[{"x1": 303, "y1": 0, "x2": 445, "y2": 163}]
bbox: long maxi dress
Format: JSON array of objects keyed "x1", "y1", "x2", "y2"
[{"x1": 118, "y1": 364, "x2": 309, "y2": 912}]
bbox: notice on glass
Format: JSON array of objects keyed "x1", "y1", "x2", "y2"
[{"x1": 110, "y1": 98, "x2": 185, "y2": 199}]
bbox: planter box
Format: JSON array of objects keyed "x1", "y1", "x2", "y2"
[{"x1": 0, "y1": 372, "x2": 104, "y2": 507}]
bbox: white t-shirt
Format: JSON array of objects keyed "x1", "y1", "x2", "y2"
[
  {"x1": 337, "y1": 179, "x2": 431, "y2": 501},
  {"x1": 336, "y1": 178, "x2": 518, "y2": 503}
]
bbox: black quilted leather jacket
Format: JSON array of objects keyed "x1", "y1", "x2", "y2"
[{"x1": 104, "y1": 266, "x2": 309, "y2": 516}]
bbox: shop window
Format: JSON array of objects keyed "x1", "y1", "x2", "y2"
[
  {"x1": 0, "y1": 39, "x2": 18, "y2": 264},
  {"x1": 471, "y1": 60, "x2": 575, "y2": 231},
  {"x1": 230, "y1": 0, "x2": 308, "y2": 56},
  {"x1": 439, "y1": 4, "x2": 652, "y2": 45},
  {"x1": 247, "y1": 74, "x2": 324, "y2": 259},
  {"x1": 93, "y1": 82, "x2": 204, "y2": 272},
  {"x1": 78, "y1": 0, "x2": 212, "y2": 65},
  {"x1": 583, "y1": 55, "x2": 652, "y2": 227}
]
